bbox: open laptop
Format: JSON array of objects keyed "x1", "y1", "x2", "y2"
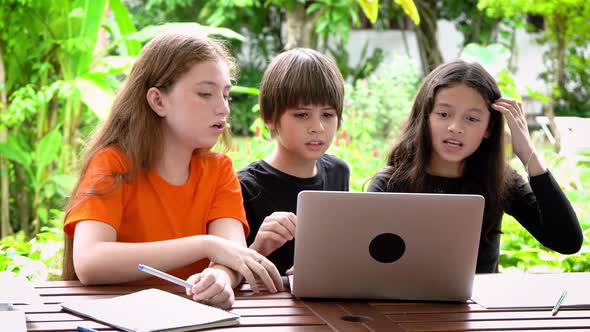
[{"x1": 291, "y1": 191, "x2": 485, "y2": 302}]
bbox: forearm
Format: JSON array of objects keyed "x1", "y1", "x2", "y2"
[
  {"x1": 510, "y1": 171, "x2": 583, "y2": 253},
  {"x1": 74, "y1": 235, "x2": 214, "y2": 285},
  {"x1": 207, "y1": 218, "x2": 248, "y2": 288},
  {"x1": 521, "y1": 150, "x2": 547, "y2": 177}
]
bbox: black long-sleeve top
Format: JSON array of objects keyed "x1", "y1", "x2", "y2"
[{"x1": 368, "y1": 168, "x2": 583, "y2": 273}]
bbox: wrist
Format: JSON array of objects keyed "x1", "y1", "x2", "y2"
[
  {"x1": 210, "y1": 264, "x2": 240, "y2": 287},
  {"x1": 199, "y1": 235, "x2": 216, "y2": 259},
  {"x1": 249, "y1": 240, "x2": 271, "y2": 257}
]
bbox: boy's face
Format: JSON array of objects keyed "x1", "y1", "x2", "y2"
[{"x1": 268, "y1": 104, "x2": 338, "y2": 162}]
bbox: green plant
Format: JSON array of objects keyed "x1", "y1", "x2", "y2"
[
  {"x1": 328, "y1": 39, "x2": 385, "y2": 83},
  {"x1": 460, "y1": 43, "x2": 521, "y2": 100},
  {"x1": 342, "y1": 55, "x2": 420, "y2": 143},
  {"x1": 499, "y1": 150, "x2": 590, "y2": 272},
  {"x1": 0, "y1": 210, "x2": 64, "y2": 281}
]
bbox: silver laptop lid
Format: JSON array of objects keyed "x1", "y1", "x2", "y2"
[{"x1": 293, "y1": 191, "x2": 484, "y2": 301}]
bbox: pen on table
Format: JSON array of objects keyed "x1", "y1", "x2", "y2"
[
  {"x1": 77, "y1": 326, "x2": 100, "y2": 332},
  {"x1": 551, "y1": 290, "x2": 568, "y2": 316},
  {"x1": 137, "y1": 264, "x2": 194, "y2": 289}
]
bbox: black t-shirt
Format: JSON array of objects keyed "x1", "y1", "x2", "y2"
[
  {"x1": 238, "y1": 154, "x2": 350, "y2": 274},
  {"x1": 368, "y1": 168, "x2": 582, "y2": 273}
]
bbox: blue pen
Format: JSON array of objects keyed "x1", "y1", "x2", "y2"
[
  {"x1": 138, "y1": 264, "x2": 194, "y2": 288},
  {"x1": 77, "y1": 326, "x2": 99, "y2": 332}
]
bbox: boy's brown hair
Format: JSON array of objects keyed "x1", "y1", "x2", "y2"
[{"x1": 259, "y1": 48, "x2": 344, "y2": 130}]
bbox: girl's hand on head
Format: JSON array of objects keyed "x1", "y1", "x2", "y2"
[
  {"x1": 186, "y1": 268, "x2": 234, "y2": 309},
  {"x1": 250, "y1": 212, "x2": 296, "y2": 257},
  {"x1": 205, "y1": 236, "x2": 283, "y2": 294},
  {"x1": 492, "y1": 98, "x2": 535, "y2": 163}
]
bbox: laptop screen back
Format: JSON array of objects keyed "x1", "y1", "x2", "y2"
[{"x1": 292, "y1": 191, "x2": 484, "y2": 301}]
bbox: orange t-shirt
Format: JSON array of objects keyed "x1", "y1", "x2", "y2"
[{"x1": 64, "y1": 147, "x2": 248, "y2": 280}]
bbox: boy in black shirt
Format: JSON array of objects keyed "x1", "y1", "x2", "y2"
[{"x1": 239, "y1": 48, "x2": 350, "y2": 275}]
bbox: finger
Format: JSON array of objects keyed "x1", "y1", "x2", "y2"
[
  {"x1": 278, "y1": 214, "x2": 297, "y2": 238},
  {"x1": 286, "y1": 266, "x2": 294, "y2": 275},
  {"x1": 259, "y1": 229, "x2": 288, "y2": 245},
  {"x1": 186, "y1": 274, "x2": 201, "y2": 295},
  {"x1": 492, "y1": 103, "x2": 518, "y2": 124},
  {"x1": 246, "y1": 257, "x2": 278, "y2": 293},
  {"x1": 494, "y1": 101, "x2": 525, "y2": 120},
  {"x1": 269, "y1": 212, "x2": 297, "y2": 236},
  {"x1": 264, "y1": 220, "x2": 293, "y2": 240},
  {"x1": 258, "y1": 257, "x2": 283, "y2": 292},
  {"x1": 215, "y1": 290, "x2": 234, "y2": 309},
  {"x1": 206, "y1": 286, "x2": 232, "y2": 306},
  {"x1": 192, "y1": 280, "x2": 224, "y2": 302},
  {"x1": 191, "y1": 271, "x2": 216, "y2": 294},
  {"x1": 237, "y1": 263, "x2": 259, "y2": 293}
]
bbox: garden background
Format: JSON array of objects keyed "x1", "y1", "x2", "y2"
[{"x1": 0, "y1": 0, "x2": 588, "y2": 281}]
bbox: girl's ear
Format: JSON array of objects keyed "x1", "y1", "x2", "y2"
[{"x1": 146, "y1": 87, "x2": 167, "y2": 117}]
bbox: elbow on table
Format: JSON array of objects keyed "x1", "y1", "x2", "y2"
[
  {"x1": 73, "y1": 255, "x2": 106, "y2": 286},
  {"x1": 551, "y1": 233, "x2": 584, "y2": 255}
]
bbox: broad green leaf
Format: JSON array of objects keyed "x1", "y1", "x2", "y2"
[
  {"x1": 75, "y1": 76, "x2": 116, "y2": 120},
  {"x1": 67, "y1": 0, "x2": 108, "y2": 79},
  {"x1": 35, "y1": 128, "x2": 63, "y2": 181},
  {"x1": 394, "y1": 0, "x2": 420, "y2": 25},
  {"x1": 0, "y1": 137, "x2": 32, "y2": 167},
  {"x1": 109, "y1": 0, "x2": 141, "y2": 56}
]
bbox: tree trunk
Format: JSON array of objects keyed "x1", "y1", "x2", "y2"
[
  {"x1": 0, "y1": 46, "x2": 12, "y2": 238},
  {"x1": 546, "y1": 14, "x2": 566, "y2": 153},
  {"x1": 414, "y1": 0, "x2": 443, "y2": 76},
  {"x1": 284, "y1": 2, "x2": 319, "y2": 50}
]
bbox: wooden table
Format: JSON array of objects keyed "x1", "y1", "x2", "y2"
[{"x1": 14, "y1": 276, "x2": 590, "y2": 331}]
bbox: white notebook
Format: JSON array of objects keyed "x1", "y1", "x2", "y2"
[
  {"x1": 471, "y1": 272, "x2": 590, "y2": 309},
  {"x1": 61, "y1": 288, "x2": 240, "y2": 332}
]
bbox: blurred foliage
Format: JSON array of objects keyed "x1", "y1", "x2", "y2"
[
  {"x1": 0, "y1": 210, "x2": 64, "y2": 281},
  {"x1": 500, "y1": 152, "x2": 590, "y2": 272},
  {"x1": 478, "y1": 0, "x2": 590, "y2": 118}
]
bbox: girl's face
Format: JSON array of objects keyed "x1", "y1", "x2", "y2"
[
  {"x1": 156, "y1": 60, "x2": 231, "y2": 152},
  {"x1": 427, "y1": 83, "x2": 491, "y2": 176}
]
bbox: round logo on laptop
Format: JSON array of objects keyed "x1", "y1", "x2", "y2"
[{"x1": 369, "y1": 233, "x2": 405, "y2": 263}]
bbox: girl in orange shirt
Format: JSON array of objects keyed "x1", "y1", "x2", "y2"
[{"x1": 62, "y1": 31, "x2": 282, "y2": 309}]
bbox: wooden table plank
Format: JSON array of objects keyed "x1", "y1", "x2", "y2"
[
  {"x1": 26, "y1": 316, "x2": 326, "y2": 331},
  {"x1": 372, "y1": 302, "x2": 485, "y2": 314},
  {"x1": 386, "y1": 310, "x2": 590, "y2": 322},
  {"x1": 399, "y1": 319, "x2": 590, "y2": 331},
  {"x1": 303, "y1": 301, "x2": 405, "y2": 332}
]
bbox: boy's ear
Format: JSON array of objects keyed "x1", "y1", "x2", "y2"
[
  {"x1": 265, "y1": 120, "x2": 275, "y2": 131},
  {"x1": 146, "y1": 87, "x2": 167, "y2": 117}
]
